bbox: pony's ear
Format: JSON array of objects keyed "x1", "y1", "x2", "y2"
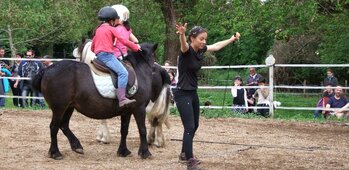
[{"x1": 153, "y1": 43, "x2": 158, "y2": 52}]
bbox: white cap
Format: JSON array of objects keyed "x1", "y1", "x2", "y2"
[{"x1": 111, "y1": 4, "x2": 129, "y2": 22}]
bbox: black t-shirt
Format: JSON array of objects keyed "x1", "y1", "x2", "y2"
[{"x1": 177, "y1": 45, "x2": 207, "y2": 90}]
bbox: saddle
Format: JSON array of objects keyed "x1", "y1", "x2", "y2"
[{"x1": 76, "y1": 41, "x2": 138, "y2": 99}]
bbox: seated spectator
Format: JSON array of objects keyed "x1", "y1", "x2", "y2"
[
  {"x1": 325, "y1": 86, "x2": 348, "y2": 118},
  {"x1": 323, "y1": 68, "x2": 338, "y2": 86},
  {"x1": 253, "y1": 78, "x2": 271, "y2": 117},
  {"x1": 164, "y1": 60, "x2": 172, "y2": 72},
  {"x1": 246, "y1": 67, "x2": 263, "y2": 113},
  {"x1": 314, "y1": 84, "x2": 334, "y2": 118},
  {"x1": 231, "y1": 76, "x2": 251, "y2": 113}
]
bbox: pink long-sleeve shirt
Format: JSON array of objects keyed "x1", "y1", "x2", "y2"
[
  {"x1": 91, "y1": 23, "x2": 139, "y2": 54},
  {"x1": 113, "y1": 25, "x2": 132, "y2": 57}
]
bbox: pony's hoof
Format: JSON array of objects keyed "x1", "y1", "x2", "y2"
[
  {"x1": 139, "y1": 150, "x2": 152, "y2": 159},
  {"x1": 74, "y1": 148, "x2": 84, "y2": 154},
  {"x1": 48, "y1": 152, "x2": 63, "y2": 160},
  {"x1": 117, "y1": 149, "x2": 132, "y2": 157}
]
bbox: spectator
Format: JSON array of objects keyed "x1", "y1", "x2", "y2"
[
  {"x1": 0, "y1": 47, "x2": 11, "y2": 70},
  {"x1": 313, "y1": 84, "x2": 334, "y2": 118},
  {"x1": 42, "y1": 55, "x2": 53, "y2": 68},
  {"x1": 168, "y1": 70, "x2": 177, "y2": 87},
  {"x1": 9, "y1": 53, "x2": 23, "y2": 107},
  {"x1": 231, "y1": 76, "x2": 250, "y2": 113},
  {"x1": 0, "y1": 65, "x2": 12, "y2": 107},
  {"x1": 253, "y1": 78, "x2": 271, "y2": 117},
  {"x1": 14, "y1": 50, "x2": 45, "y2": 108},
  {"x1": 246, "y1": 67, "x2": 263, "y2": 112},
  {"x1": 325, "y1": 86, "x2": 348, "y2": 118},
  {"x1": 164, "y1": 60, "x2": 172, "y2": 72},
  {"x1": 323, "y1": 68, "x2": 338, "y2": 86}
]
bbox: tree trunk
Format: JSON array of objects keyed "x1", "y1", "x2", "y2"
[
  {"x1": 156, "y1": 0, "x2": 180, "y2": 65},
  {"x1": 7, "y1": 25, "x2": 17, "y2": 65}
]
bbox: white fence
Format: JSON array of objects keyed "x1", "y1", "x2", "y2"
[{"x1": 0, "y1": 56, "x2": 348, "y2": 117}]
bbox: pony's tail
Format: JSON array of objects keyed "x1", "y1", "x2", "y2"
[
  {"x1": 148, "y1": 85, "x2": 171, "y2": 129},
  {"x1": 31, "y1": 68, "x2": 46, "y2": 92}
]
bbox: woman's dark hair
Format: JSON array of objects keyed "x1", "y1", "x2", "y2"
[
  {"x1": 188, "y1": 26, "x2": 207, "y2": 42},
  {"x1": 258, "y1": 78, "x2": 266, "y2": 84},
  {"x1": 233, "y1": 76, "x2": 243, "y2": 84}
]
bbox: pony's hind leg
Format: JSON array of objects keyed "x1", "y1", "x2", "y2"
[
  {"x1": 60, "y1": 107, "x2": 84, "y2": 154},
  {"x1": 117, "y1": 113, "x2": 132, "y2": 157},
  {"x1": 48, "y1": 109, "x2": 65, "y2": 160},
  {"x1": 155, "y1": 124, "x2": 165, "y2": 147},
  {"x1": 96, "y1": 119, "x2": 110, "y2": 144}
]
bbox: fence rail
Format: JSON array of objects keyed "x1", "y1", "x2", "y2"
[{"x1": 1, "y1": 56, "x2": 348, "y2": 117}]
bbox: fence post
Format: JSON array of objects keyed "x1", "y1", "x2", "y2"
[{"x1": 266, "y1": 55, "x2": 275, "y2": 118}]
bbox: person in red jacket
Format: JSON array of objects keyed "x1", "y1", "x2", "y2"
[{"x1": 91, "y1": 6, "x2": 140, "y2": 108}]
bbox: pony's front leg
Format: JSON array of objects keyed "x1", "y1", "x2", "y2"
[
  {"x1": 134, "y1": 107, "x2": 152, "y2": 159},
  {"x1": 117, "y1": 113, "x2": 132, "y2": 157}
]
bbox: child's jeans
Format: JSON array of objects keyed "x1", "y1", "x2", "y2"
[{"x1": 97, "y1": 52, "x2": 128, "y2": 88}]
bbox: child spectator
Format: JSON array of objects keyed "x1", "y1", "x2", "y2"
[
  {"x1": 231, "y1": 76, "x2": 250, "y2": 113},
  {"x1": 314, "y1": 84, "x2": 334, "y2": 118},
  {"x1": 323, "y1": 68, "x2": 338, "y2": 86},
  {"x1": 253, "y1": 78, "x2": 271, "y2": 117},
  {"x1": 168, "y1": 70, "x2": 177, "y2": 87}
]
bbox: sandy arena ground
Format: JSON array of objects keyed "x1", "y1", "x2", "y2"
[{"x1": 0, "y1": 109, "x2": 348, "y2": 170}]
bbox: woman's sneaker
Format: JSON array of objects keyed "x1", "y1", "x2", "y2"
[
  {"x1": 187, "y1": 158, "x2": 201, "y2": 170},
  {"x1": 179, "y1": 153, "x2": 201, "y2": 164}
]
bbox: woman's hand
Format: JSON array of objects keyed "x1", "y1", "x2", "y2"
[{"x1": 176, "y1": 23, "x2": 187, "y2": 35}]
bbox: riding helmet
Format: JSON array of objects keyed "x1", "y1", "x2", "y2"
[
  {"x1": 97, "y1": 6, "x2": 119, "y2": 22},
  {"x1": 111, "y1": 4, "x2": 129, "y2": 22}
]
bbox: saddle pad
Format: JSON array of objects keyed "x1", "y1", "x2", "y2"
[{"x1": 91, "y1": 70, "x2": 117, "y2": 99}]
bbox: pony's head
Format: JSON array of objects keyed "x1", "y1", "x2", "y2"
[
  {"x1": 126, "y1": 43, "x2": 157, "y2": 68},
  {"x1": 73, "y1": 38, "x2": 91, "y2": 62}
]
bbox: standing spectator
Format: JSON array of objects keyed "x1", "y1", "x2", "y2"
[
  {"x1": 175, "y1": 22, "x2": 240, "y2": 170},
  {"x1": 231, "y1": 76, "x2": 250, "y2": 113},
  {"x1": 246, "y1": 67, "x2": 263, "y2": 112},
  {"x1": 164, "y1": 60, "x2": 172, "y2": 72},
  {"x1": 313, "y1": 84, "x2": 334, "y2": 118},
  {"x1": 0, "y1": 65, "x2": 12, "y2": 107},
  {"x1": 0, "y1": 47, "x2": 11, "y2": 70},
  {"x1": 323, "y1": 68, "x2": 338, "y2": 86},
  {"x1": 9, "y1": 53, "x2": 23, "y2": 107},
  {"x1": 253, "y1": 78, "x2": 271, "y2": 117},
  {"x1": 168, "y1": 70, "x2": 177, "y2": 87},
  {"x1": 325, "y1": 86, "x2": 348, "y2": 118},
  {"x1": 14, "y1": 50, "x2": 45, "y2": 108},
  {"x1": 42, "y1": 55, "x2": 53, "y2": 68}
]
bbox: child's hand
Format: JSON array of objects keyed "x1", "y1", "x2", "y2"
[{"x1": 176, "y1": 23, "x2": 187, "y2": 35}]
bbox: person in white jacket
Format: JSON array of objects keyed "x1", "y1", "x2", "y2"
[{"x1": 231, "y1": 76, "x2": 252, "y2": 113}]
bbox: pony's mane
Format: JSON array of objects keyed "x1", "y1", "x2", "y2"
[
  {"x1": 126, "y1": 43, "x2": 156, "y2": 67},
  {"x1": 78, "y1": 38, "x2": 91, "y2": 56}
]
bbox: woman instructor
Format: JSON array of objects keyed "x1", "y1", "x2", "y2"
[{"x1": 174, "y1": 23, "x2": 240, "y2": 170}]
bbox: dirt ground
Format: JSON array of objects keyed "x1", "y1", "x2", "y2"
[{"x1": 0, "y1": 109, "x2": 348, "y2": 170}]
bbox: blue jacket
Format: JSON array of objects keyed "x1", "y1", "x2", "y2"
[{"x1": 1, "y1": 68, "x2": 12, "y2": 93}]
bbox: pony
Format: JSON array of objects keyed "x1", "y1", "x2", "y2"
[
  {"x1": 32, "y1": 43, "x2": 166, "y2": 160},
  {"x1": 96, "y1": 63, "x2": 171, "y2": 147}
]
